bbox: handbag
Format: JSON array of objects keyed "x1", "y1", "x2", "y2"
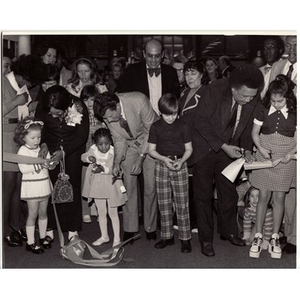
[{"x1": 52, "y1": 147, "x2": 74, "y2": 204}]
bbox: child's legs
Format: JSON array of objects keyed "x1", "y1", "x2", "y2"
[
  {"x1": 255, "y1": 189, "x2": 272, "y2": 235},
  {"x1": 172, "y1": 165, "x2": 191, "y2": 241},
  {"x1": 94, "y1": 199, "x2": 109, "y2": 239},
  {"x1": 38, "y1": 199, "x2": 49, "y2": 239},
  {"x1": 155, "y1": 162, "x2": 173, "y2": 240},
  {"x1": 272, "y1": 191, "x2": 286, "y2": 235},
  {"x1": 107, "y1": 202, "x2": 120, "y2": 242},
  {"x1": 26, "y1": 201, "x2": 39, "y2": 244}
]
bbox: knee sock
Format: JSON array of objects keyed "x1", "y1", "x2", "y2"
[
  {"x1": 38, "y1": 218, "x2": 48, "y2": 239},
  {"x1": 26, "y1": 225, "x2": 35, "y2": 245},
  {"x1": 108, "y1": 206, "x2": 120, "y2": 243}
]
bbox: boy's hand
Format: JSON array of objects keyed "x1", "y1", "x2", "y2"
[
  {"x1": 163, "y1": 157, "x2": 176, "y2": 171},
  {"x1": 173, "y1": 159, "x2": 183, "y2": 171}
]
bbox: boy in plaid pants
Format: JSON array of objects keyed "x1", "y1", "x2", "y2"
[{"x1": 148, "y1": 93, "x2": 193, "y2": 253}]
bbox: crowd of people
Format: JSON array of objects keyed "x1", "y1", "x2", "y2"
[{"x1": 2, "y1": 35, "x2": 297, "y2": 262}]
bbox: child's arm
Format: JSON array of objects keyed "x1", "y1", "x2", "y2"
[
  {"x1": 173, "y1": 142, "x2": 193, "y2": 171},
  {"x1": 252, "y1": 123, "x2": 272, "y2": 159},
  {"x1": 81, "y1": 148, "x2": 96, "y2": 163},
  {"x1": 148, "y1": 143, "x2": 176, "y2": 171}
]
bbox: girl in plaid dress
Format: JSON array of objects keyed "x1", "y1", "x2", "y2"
[
  {"x1": 250, "y1": 75, "x2": 296, "y2": 259},
  {"x1": 148, "y1": 94, "x2": 193, "y2": 253}
]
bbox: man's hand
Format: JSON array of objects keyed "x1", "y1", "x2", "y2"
[
  {"x1": 221, "y1": 144, "x2": 243, "y2": 159},
  {"x1": 131, "y1": 156, "x2": 144, "y2": 175}
]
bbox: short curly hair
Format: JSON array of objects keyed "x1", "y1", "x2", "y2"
[{"x1": 14, "y1": 116, "x2": 44, "y2": 146}]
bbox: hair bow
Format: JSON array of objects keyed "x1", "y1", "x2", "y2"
[{"x1": 24, "y1": 120, "x2": 44, "y2": 129}]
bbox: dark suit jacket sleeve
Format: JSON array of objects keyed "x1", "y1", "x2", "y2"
[
  {"x1": 192, "y1": 84, "x2": 226, "y2": 152},
  {"x1": 163, "y1": 65, "x2": 180, "y2": 98},
  {"x1": 118, "y1": 64, "x2": 138, "y2": 93}
]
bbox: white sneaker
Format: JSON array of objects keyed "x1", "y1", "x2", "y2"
[
  {"x1": 191, "y1": 228, "x2": 198, "y2": 234},
  {"x1": 268, "y1": 233, "x2": 282, "y2": 259},
  {"x1": 173, "y1": 225, "x2": 179, "y2": 230},
  {"x1": 249, "y1": 233, "x2": 263, "y2": 258},
  {"x1": 83, "y1": 215, "x2": 92, "y2": 223},
  {"x1": 92, "y1": 237, "x2": 110, "y2": 246}
]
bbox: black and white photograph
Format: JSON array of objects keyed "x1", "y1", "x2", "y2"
[{"x1": 0, "y1": 2, "x2": 299, "y2": 299}]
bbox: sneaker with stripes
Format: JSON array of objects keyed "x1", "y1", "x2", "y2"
[
  {"x1": 268, "y1": 233, "x2": 282, "y2": 259},
  {"x1": 249, "y1": 233, "x2": 263, "y2": 258}
]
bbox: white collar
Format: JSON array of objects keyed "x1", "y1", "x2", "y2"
[
  {"x1": 268, "y1": 105, "x2": 288, "y2": 119},
  {"x1": 119, "y1": 99, "x2": 126, "y2": 120}
]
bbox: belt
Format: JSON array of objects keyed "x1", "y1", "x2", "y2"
[
  {"x1": 3, "y1": 118, "x2": 19, "y2": 124},
  {"x1": 167, "y1": 155, "x2": 183, "y2": 160}
]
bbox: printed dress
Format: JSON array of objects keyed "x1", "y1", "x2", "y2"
[
  {"x1": 18, "y1": 145, "x2": 52, "y2": 201},
  {"x1": 250, "y1": 106, "x2": 296, "y2": 192}
]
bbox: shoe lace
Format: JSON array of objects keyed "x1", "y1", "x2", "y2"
[
  {"x1": 270, "y1": 237, "x2": 280, "y2": 247},
  {"x1": 252, "y1": 236, "x2": 262, "y2": 247}
]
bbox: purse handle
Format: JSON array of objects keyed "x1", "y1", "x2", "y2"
[{"x1": 60, "y1": 145, "x2": 66, "y2": 175}]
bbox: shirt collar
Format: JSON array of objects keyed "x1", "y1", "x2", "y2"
[
  {"x1": 119, "y1": 99, "x2": 126, "y2": 120},
  {"x1": 268, "y1": 104, "x2": 288, "y2": 119}
]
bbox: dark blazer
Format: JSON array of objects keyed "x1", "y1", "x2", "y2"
[
  {"x1": 118, "y1": 62, "x2": 180, "y2": 98},
  {"x1": 191, "y1": 78, "x2": 261, "y2": 165},
  {"x1": 178, "y1": 85, "x2": 207, "y2": 166}
]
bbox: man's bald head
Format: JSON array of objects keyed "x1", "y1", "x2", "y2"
[{"x1": 144, "y1": 39, "x2": 163, "y2": 69}]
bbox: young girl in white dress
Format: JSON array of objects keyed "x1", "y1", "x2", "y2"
[
  {"x1": 81, "y1": 128, "x2": 127, "y2": 247},
  {"x1": 14, "y1": 117, "x2": 52, "y2": 254}
]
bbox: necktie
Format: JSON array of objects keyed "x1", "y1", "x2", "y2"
[
  {"x1": 119, "y1": 116, "x2": 133, "y2": 138},
  {"x1": 286, "y1": 64, "x2": 294, "y2": 79},
  {"x1": 225, "y1": 102, "x2": 238, "y2": 142},
  {"x1": 148, "y1": 68, "x2": 161, "y2": 77}
]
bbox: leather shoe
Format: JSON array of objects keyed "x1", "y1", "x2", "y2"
[
  {"x1": 40, "y1": 237, "x2": 52, "y2": 249},
  {"x1": 26, "y1": 243, "x2": 44, "y2": 254},
  {"x1": 181, "y1": 240, "x2": 192, "y2": 253},
  {"x1": 220, "y1": 234, "x2": 246, "y2": 246},
  {"x1": 123, "y1": 231, "x2": 135, "y2": 244},
  {"x1": 16, "y1": 229, "x2": 27, "y2": 241},
  {"x1": 146, "y1": 231, "x2": 157, "y2": 241},
  {"x1": 200, "y1": 241, "x2": 215, "y2": 256},
  {"x1": 282, "y1": 243, "x2": 296, "y2": 254},
  {"x1": 279, "y1": 236, "x2": 287, "y2": 244},
  {"x1": 155, "y1": 237, "x2": 175, "y2": 249},
  {"x1": 4, "y1": 235, "x2": 23, "y2": 247}
]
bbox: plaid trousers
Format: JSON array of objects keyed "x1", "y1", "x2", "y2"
[{"x1": 155, "y1": 160, "x2": 191, "y2": 241}]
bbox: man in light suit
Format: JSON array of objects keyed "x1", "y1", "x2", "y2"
[
  {"x1": 93, "y1": 92, "x2": 159, "y2": 242},
  {"x1": 191, "y1": 65, "x2": 264, "y2": 257}
]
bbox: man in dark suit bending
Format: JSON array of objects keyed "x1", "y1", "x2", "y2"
[{"x1": 191, "y1": 64, "x2": 264, "y2": 257}]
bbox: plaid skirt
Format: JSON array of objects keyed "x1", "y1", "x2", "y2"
[{"x1": 250, "y1": 133, "x2": 296, "y2": 192}]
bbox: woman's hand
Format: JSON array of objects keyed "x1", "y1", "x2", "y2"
[
  {"x1": 50, "y1": 150, "x2": 64, "y2": 164},
  {"x1": 259, "y1": 147, "x2": 272, "y2": 160},
  {"x1": 12, "y1": 92, "x2": 28, "y2": 107},
  {"x1": 281, "y1": 153, "x2": 294, "y2": 164}
]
